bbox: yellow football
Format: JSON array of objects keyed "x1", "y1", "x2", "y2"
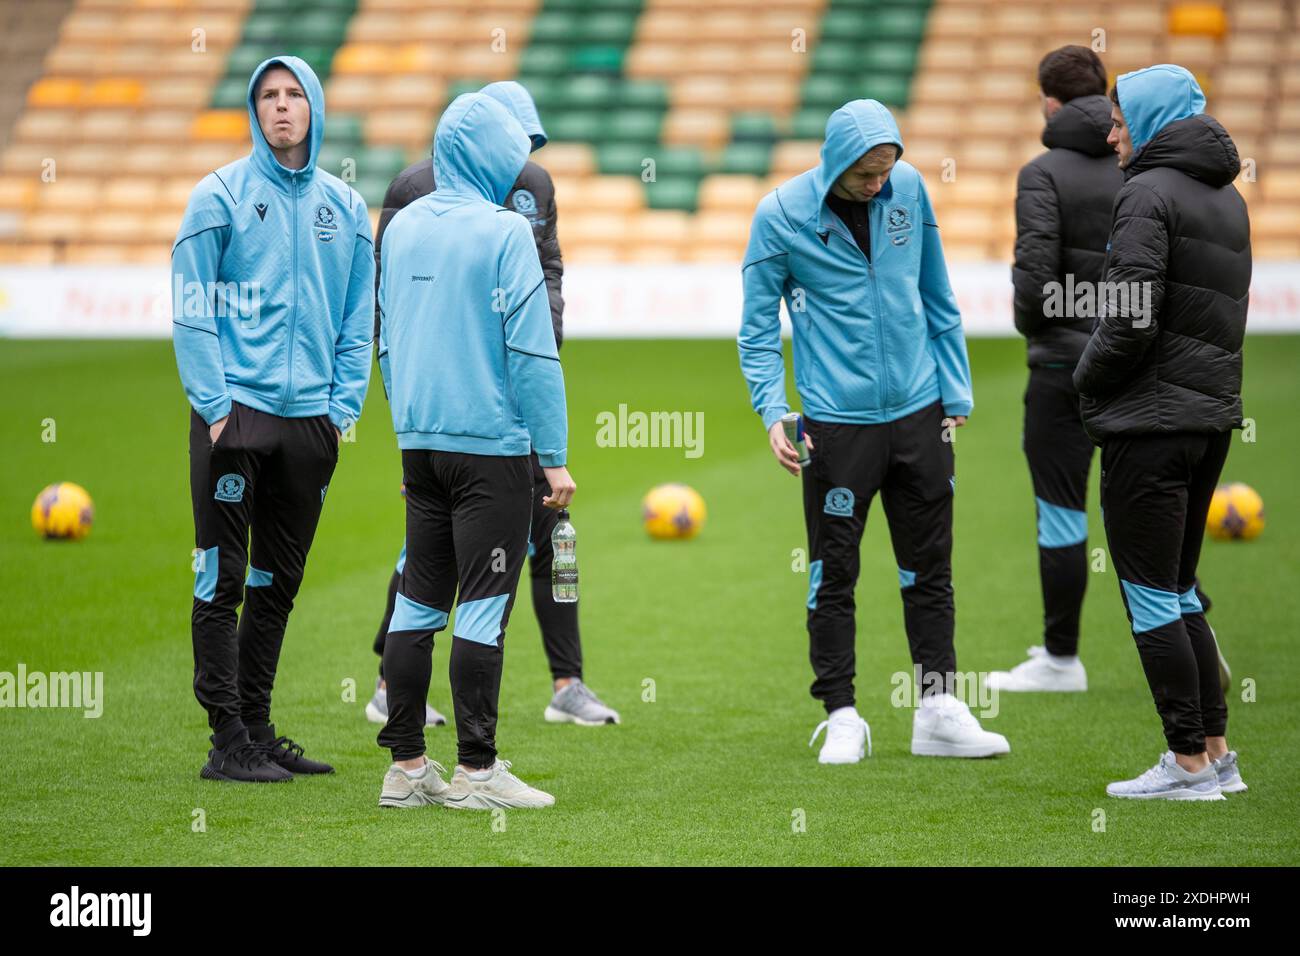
[
  {"x1": 31, "y1": 482, "x2": 95, "y2": 541},
  {"x1": 1206, "y1": 482, "x2": 1264, "y2": 541},
  {"x1": 642, "y1": 483, "x2": 706, "y2": 540}
]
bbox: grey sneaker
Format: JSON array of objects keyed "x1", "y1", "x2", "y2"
[
  {"x1": 1212, "y1": 750, "x2": 1248, "y2": 793},
  {"x1": 1106, "y1": 752, "x2": 1225, "y2": 801},
  {"x1": 544, "y1": 678, "x2": 620, "y2": 726},
  {"x1": 441, "y1": 758, "x2": 555, "y2": 810},
  {"x1": 365, "y1": 677, "x2": 447, "y2": 727},
  {"x1": 378, "y1": 758, "x2": 451, "y2": 808}
]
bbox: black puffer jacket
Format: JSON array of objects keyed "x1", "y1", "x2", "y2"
[
  {"x1": 372, "y1": 157, "x2": 564, "y2": 347},
  {"x1": 1074, "y1": 114, "x2": 1250, "y2": 442},
  {"x1": 1012, "y1": 94, "x2": 1124, "y2": 367}
]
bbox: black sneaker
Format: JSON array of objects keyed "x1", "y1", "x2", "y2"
[
  {"x1": 250, "y1": 723, "x2": 334, "y2": 775},
  {"x1": 200, "y1": 738, "x2": 293, "y2": 783}
]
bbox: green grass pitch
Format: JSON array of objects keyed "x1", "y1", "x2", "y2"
[{"x1": 1, "y1": 336, "x2": 1297, "y2": 866}]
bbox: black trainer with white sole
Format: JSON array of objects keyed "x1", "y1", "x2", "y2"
[{"x1": 200, "y1": 738, "x2": 293, "y2": 783}]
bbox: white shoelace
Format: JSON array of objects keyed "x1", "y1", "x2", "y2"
[{"x1": 809, "y1": 716, "x2": 872, "y2": 757}]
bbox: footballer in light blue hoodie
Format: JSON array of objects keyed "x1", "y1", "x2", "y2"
[
  {"x1": 172, "y1": 56, "x2": 374, "y2": 431},
  {"x1": 738, "y1": 98, "x2": 972, "y2": 433},
  {"x1": 378, "y1": 92, "x2": 567, "y2": 466}
]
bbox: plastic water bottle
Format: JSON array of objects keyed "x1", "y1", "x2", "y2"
[{"x1": 551, "y1": 509, "x2": 578, "y2": 603}]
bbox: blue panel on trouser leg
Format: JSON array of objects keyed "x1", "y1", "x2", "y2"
[
  {"x1": 1179, "y1": 585, "x2": 1203, "y2": 615},
  {"x1": 527, "y1": 537, "x2": 535, "y2": 558},
  {"x1": 1035, "y1": 497, "x2": 1088, "y2": 548},
  {"x1": 194, "y1": 546, "x2": 219, "y2": 601},
  {"x1": 1120, "y1": 579, "x2": 1181, "y2": 633},
  {"x1": 389, "y1": 591, "x2": 449, "y2": 633},
  {"x1": 454, "y1": 593, "x2": 510, "y2": 646},
  {"x1": 898, "y1": 567, "x2": 916, "y2": 589},
  {"x1": 246, "y1": 566, "x2": 273, "y2": 587},
  {"x1": 395, "y1": 542, "x2": 407, "y2": 574},
  {"x1": 807, "y1": 559, "x2": 823, "y2": 610}
]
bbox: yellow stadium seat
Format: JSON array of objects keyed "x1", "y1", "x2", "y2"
[
  {"x1": 531, "y1": 143, "x2": 595, "y2": 178},
  {"x1": 83, "y1": 79, "x2": 145, "y2": 107},
  {"x1": 662, "y1": 109, "x2": 730, "y2": 149},
  {"x1": 771, "y1": 140, "x2": 821, "y2": 177},
  {"x1": 35, "y1": 177, "x2": 101, "y2": 211},
  {"x1": 104, "y1": 177, "x2": 162, "y2": 210},
  {"x1": 334, "y1": 44, "x2": 392, "y2": 76},
  {"x1": 1168, "y1": 4, "x2": 1228, "y2": 39},
  {"x1": 692, "y1": 210, "x2": 750, "y2": 245},
  {"x1": 0, "y1": 176, "x2": 37, "y2": 211},
  {"x1": 191, "y1": 110, "x2": 248, "y2": 141},
  {"x1": 27, "y1": 78, "x2": 83, "y2": 108},
  {"x1": 582, "y1": 177, "x2": 646, "y2": 212},
  {"x1": 698, "y1": 175, "x2": 763, "y2": 213}
]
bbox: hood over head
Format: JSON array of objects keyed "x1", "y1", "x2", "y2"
[
  {"x1": 432, "y1": 91, "x2": 531, "y2": 204},
  {"x1": 816, "y1": 99, "x2": 905, "y2": 205},
  {"x1": 1042, "y1": 93, "x2": 1115, "y2": 156},
  {"x1": 246, "y1": 55, "x2": 325, "y2": 183},
  {"x1": 479, "y1": 80, "x2": 547, "y2": 152},
  {"x1": 1124, "y1": 113, "x2": 1241, "y2": 187},
  {"x1": 1116, "y1": 64, "x2": 1206, "y2": 151}
]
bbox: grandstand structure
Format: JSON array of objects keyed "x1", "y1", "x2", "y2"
[{"x1": 0, "y1": 0, "x2": 1296, "y2": 268}]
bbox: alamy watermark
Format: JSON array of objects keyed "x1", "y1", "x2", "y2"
[
  {"x1": 1043, "y1": 275, "x2": 1154, "y2": 328},
  {"x1": 595, "y1": 404, "x2": 704, "y2": 459},
  {"x1": 1, "y1": 663, "x2": 103, "y2": 718}
]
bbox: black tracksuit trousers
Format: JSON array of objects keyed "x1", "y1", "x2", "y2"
[
  {"x1": 1100, "y1": 430, "x2": 1231, "y2": 755},
  {"x1": 372, "y1": 453, "x2": 582, "y2": 682},
  {"x1": 377, "y1": 449, "x2": 531, "y2": 768},
  {"x1": 802, "y1": 400, "x2": 958, "y2": 712},
  {"x1": 189, "y1": 400, "x2": 338, "y2": 749},
  {"x1": 1023, "y1": 365, "x2": 1095, "y2": 655}
]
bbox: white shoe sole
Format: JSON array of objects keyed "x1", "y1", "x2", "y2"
[
  {"x1": 378, "y1": 789, "x2": 448, "y2": 809},
  {"x1": 544, "y1": 705, "x2": 618, "y2": 726},
  {"x1": 818, "y1": 750, "x2": 864, "y2": 764},
  {"x1": 912, "y1": 738, "x2": 1010, "y2": 758},
  {"x1": 365, "y1": 701, "x2": 386, "y2": 724},
  {"x1": 1106, "y1": 787, "x2": 1226, "y2": 801},
  {"x1": 986, "y1": 678, "x2": 1086, "y2": 693},
  {"x1": 441, "y1": 792, "x2": 555, "y2": 810},
  {"x1": 1220, "y1": 777, "x2": 1248, "y2": 794}
]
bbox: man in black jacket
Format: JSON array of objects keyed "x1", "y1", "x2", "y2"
[
  {"x1": 1075, "y1": 64, "x2": 1250, "y2": 800},
  {"x1": 990, "y1": 46, "x2": 1122, "y2": 693},
  {"x1": 365, "y1": 81, "x2": 620, "y2": 729}
]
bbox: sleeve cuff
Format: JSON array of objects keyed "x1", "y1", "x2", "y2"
[
  {"x1": 328, "y1": 405, "x2": 353, "y2": 431},
  {"x1": 943, "y1": 400, "x2": 973, "y2": 418},
  {"x1": 197, "y1": 395, "x2": 232, "y2": 426},
  {"x1": 536, "y1": 450, "x2": 566, "y2": 468},
  {"x1": 761, "y1": 405, "x2": 791, "y2": 431}
]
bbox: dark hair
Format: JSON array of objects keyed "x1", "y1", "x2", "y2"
[
  {"x1": 1038, "y1": 46, "x2": 1108, "y2": 102},
  {"x1": 1109, "y1": 83, "x2": 1120, "y2": 105}
]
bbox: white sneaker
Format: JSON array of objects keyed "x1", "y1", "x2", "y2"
[
  {"x1": 808, "y1": 707, "x2": 872, "y2": 764},
  {"x1": 377, "y1": 758, "x2": 450, "y2": 809},
  {"x1": 364, "y1": 678, "x2": 448, "y2": 727},
  {"x1": 986, "y1": 646, "x2": 1087, "y2": 692},
  {"x1": 1106, "y1": 752, "x2": 1224, "y2": 800},
  {"x1": 1212, "y1": 750, "x2": 1247, "y2": 794},
  {"x1": 911, "y1": 693, "x2": 1010, "y2": 757},
  {"x1": 441, "y1": 758, "x2": 555, "y2": 810}
]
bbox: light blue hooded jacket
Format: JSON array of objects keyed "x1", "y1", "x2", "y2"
[
  {"x1": 738, "y1": 99, "x2": 972, "y2": 430},
  {"x1": 378, "y1": 92, "x2": 567, "y2": 465},
  {"x1": 1116, "y1": 64, "x2": 1207, "y2": 153},
  {"x1": 480, "y1": 80, "x2": 548, "y2": 150},
  {"x1": 172, "y1": 56, "x2": 374, "y2": 429}
]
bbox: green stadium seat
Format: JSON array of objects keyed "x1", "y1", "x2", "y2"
[
  {"x1": 607, "y1": 109, "x2": 662, "y2": 143},
  {"x1": 801, "y1": 74, "x2": 855, "y2": 111},
  {"x1": 327, "y1": 114, "x2": 363, "y2": 146},
  {"x1": 241, "y1": 14, "x2": 294, "y2": 46},
  {"x1": 519, "y1": 45, "x2": 571, "y2": 76},
  {"x1": 861, "y1": 45, "x2": 918, "y2": 76},
  {"x1": 620, "y1": 81, "x2": 669, "y2": 112},
  {"x1": 571, "y1": 46, "x2": 623, "y2": 75},
  {"x1": 547, "y1": 111, "x2": 607, "y2": 143},
  {"x1": 812, "y1": 41, "x2": 860, "y2": 75},
  {"x1": 790, "y1": 107, "x2": 829, "y2": 140},
  {"x1": 554, "y1": 75, "x2": 619, "y2": 112},
  {"x1": 868, "y1": 9, "x2": 928, "y2": 42},
  {"x1": 211, "y1": 77, "x2": 249, "y2": 110},
  {"x1": 580, "y1": 12, "x2": 637, "y2": 46},
  {"x1": 858, "y1": 73, "x2": 909, "y2": 107},
  {"x1": 531, "y1": 13, "x2": 580, "y2": 45},
  {"x1": 597, "y1": 142, "x2": 657, "y2": 177},
  {"x1": 731, "y1": 112, "x2": 778, "y2": 143},
  {"x1": 719, "y1": 143, "x2": 770, "y2": 177},
  {"x1": 643, "y1": 178, "x2": 699, "y2": 212}
]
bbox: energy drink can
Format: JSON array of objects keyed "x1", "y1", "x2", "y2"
[{"x1": 781, "y1": 412, "x2": 810, "y2": 468}]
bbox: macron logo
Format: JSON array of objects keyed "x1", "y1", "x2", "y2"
[
  {"x1": 410, "y1": 274, "x2": 436, "y2": 282},
  {"x1": 49, "y1": 886, "x2": 151, "y2": 936}
]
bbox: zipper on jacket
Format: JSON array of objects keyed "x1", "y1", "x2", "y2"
[
  {"x1": 281, "y1": 175, "x2": 300, "y2": 415},
  {"x1": 826, "y1": 211, "x2": 887, "y2": 414}
]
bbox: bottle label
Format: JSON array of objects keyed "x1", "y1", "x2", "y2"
[{"x1": 553, "y1": 568, "x2": 578, "y2": 586}]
